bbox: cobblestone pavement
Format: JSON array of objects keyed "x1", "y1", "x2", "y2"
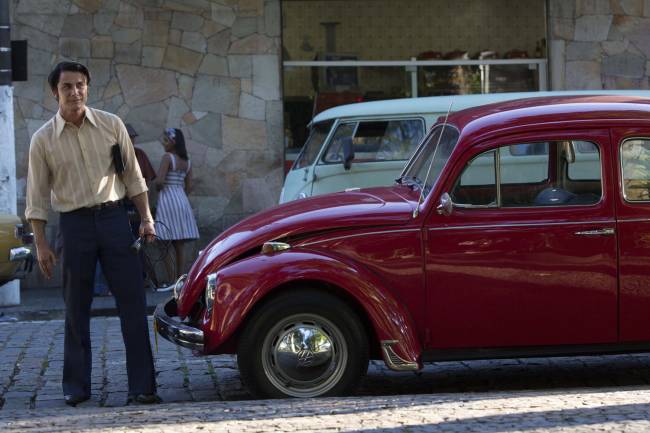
[{"x1": 2, "y1": 318, "x2": 650, "y2": 432}]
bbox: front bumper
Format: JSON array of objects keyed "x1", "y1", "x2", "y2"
[{"x1": 154, "y1": 298, "x2": 204, "y2": 352}]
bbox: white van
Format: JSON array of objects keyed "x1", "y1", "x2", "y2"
[{"x1": 279, "y1": 90, "x2": 650, "y2": 203}]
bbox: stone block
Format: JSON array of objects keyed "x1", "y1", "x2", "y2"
[
  {"x1": 566, "y1": 42, "x2": 602, "y2": 61},
  {"x1": 575, "y1": 15, "x2": 613, "y2": 41},
  {"x1": 202, "y1": 20, "x2": 227, "y2": 38},
  {"x1": 238, "y1": 0, "x2": 264, "y2": 17},
  {"x1": 603, "y1": 75, "x2": 644, "y2": 88},
  {"x1": 264, "y1": 0, "x2": 281, "y2": 37},
  {"x1": 142, "y1": 46, "x2": 165, "y2": 68},
  {"x1": 61, "y1": 13, "x2": 93, "y2": 38},
  {"x1": 565, "y1": 60, "x2": 603, "y2": 89},
  {"x1": 72, "y1": 0, "x2": 102, "y2": 13},
  {"x1": 166, "y1": 96, "x2": 190, "y2": 128},
  {"x1": 646, "y1": 0, "x2": 650, "y2": 16},
  {"x1": 116, "y1": 64, "x2": 178, "y2": 107},
  {"x1": 211, "y1": 3, "x2": 236, "y2": 27},
  {"x1": 59, "y1": 37, "x2": 90, "y2": 58},
  {"x1": 198, "y1": 54, "x2": 228, "y2": 75},
  {"x1": 115, "y1": 41, "x2": 142, "y2": 65},
  {"x1": 222, "y1": 116, "x2": 267, "y2": 150},
  {"x1": 615, "y1": 0, "x2": 643, "y2": 15},
  {"x1": 550, "y1": 18, "x2": 575, "y2": 40},
  {"x1": 549, "y1": 40, "x2": 566, "y2": 90},
  {"x1": 232, "y1": 17, "x2": 257, "y2": 38},
  {"x1": 228, "y1": 55, "x2": 252, "y2": 78},
  {"x1": 88, "y1": 59, "x2": 111, "y2": 86},
  {"x1": 603, "y1": 53, "x2": 646, "y2": 78},
  {"x1": 115, "y1": 1, "x2": 144, "y2": 28},
  {"x1": 94, "y1": 13, "x2": 116, "y2": 35},
  {"x1": 163, "y1": 45, "x2": 203, "y2": 75},
  {"x1": 252, "y1": 55, "x2": 280, "y2": 101},
  {"x1": 28, "y1": 47, "x2": 53, "y2": 76},
  {"x1": 207, "y1": 30, "x2": 231, "y2": 56},
  {"x1": 103, "y1": 77, "x2": 121, "y2": 99},
  {"x1": 239, "y1": 93, "x2": 265, "y2": 120},
  {"x1": 16, "y1": 0, "x2": 67, "y2": 14},
  {"x1": 14, "y1": 13, "x2": 65, "y2": 37},
  {"x1": 91, "y1": 36, "x2": 114, "y2": 58},
  {"x1": 549, "y1": 0, "x2": 575, "y2": 17},
  {"x1": 182, "y1": 32, "x2": 207, "y2": 53},
  {"x1": 188, "y1": 113, "x2": 222, "y2": 147},
  {"x1": 265, "y1": 100, "x2": 283, "y2": 150},
  {"x1": 241, "y1": 78, "x2": 252, "y2": 93},
  {"x1": 576, "y1": 0, "x2": 611, "y2": 15},
  {"x1": 243, "y1": 176, "x2": 280, "y2": 213},
  {"x1": 162, "y1": 0, "x2": 211, "y2": 13},
  {"x1": 192, "y1": 75, "x2": 240, "y2": 115},
  {"x1": 112, "y1": 28, "x2": 142, "y2": 44},
  {"x1": 618, "y1": 17, "x2": 650, "y2": 57},
  {"x1": 125, "y1": 101, "x2": 168, "y2": 142},
  {"x1": 172, "y1": 11, "x2": 204, "y2": 31},
  {"x1": 229, "y1": 34, "x2": 274, "y2": 54},
  {"x1": 16, "y1": 26, "x2": 58, "y2": 52},
  {"x1": 602, "y1": 40, "x2": 629, "y2": 56},
  {"x1": 169, "y1": 29, "x2": 182, "y2": 46},
  {"x1": 143, "y1": 20, "x2": 170, "y2": 47},
  {"x1": 178, "y1": 75, "x2": 194, "y2": 102}
]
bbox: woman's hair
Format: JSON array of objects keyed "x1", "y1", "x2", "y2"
[{"x1": 165, "y1": 128, "x2": 188, "y2": 161}]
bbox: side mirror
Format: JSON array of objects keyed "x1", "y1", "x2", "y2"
[
  {"x1": 342, "y1": 138, "x2": 355, "y2": 170},
  {"x1": 436, "y1": 192, "x2": 453, "y2": 216}
]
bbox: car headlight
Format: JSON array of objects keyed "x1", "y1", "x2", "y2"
[{"x1": 205, "y1": 273, "x2": 217, "y2": 315}]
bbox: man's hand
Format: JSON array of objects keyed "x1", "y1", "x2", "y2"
[
  {"x1": 140, "y1": 220, "x2": 156, "y2": 243},
  {"x1": 35, "y1": 241, "x2": 56, "y2": 279}
]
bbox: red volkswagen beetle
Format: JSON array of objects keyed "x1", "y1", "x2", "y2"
[{"x1": 155, "y1": 95, "x2": 650, "y2": 398}]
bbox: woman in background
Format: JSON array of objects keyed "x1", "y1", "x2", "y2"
[{"x1": 155, "y1": 128, "x2": 199, "y2": 287}]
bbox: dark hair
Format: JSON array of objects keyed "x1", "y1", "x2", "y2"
[
  {"x1": 48, "y1": 61, "x2": 91, "y2": 91},
  {"x1": 172, "y1": 128, "x2": 188, "y2": 161}
]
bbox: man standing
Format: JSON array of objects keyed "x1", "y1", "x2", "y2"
[{"x1": 26, "y1": 61, "x2": 159, "y2": 406}]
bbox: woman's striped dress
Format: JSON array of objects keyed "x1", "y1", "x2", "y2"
[{"x1": 155, "y1": 153, "x2": 199, "y2": 240}]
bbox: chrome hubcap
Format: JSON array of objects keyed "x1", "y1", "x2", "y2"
[{"x1": 262, "y1": 314, "x2": 347, "y2": 397}]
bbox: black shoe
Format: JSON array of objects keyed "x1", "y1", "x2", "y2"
[
  {"x1": 127, "y1": 393, "x2": 161, "y2": 405},
  {"x1": 64, "y1": 394, "x2": 90, "y2": 407}
]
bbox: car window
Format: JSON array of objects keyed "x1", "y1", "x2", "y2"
[
  {"x1": 321, "y1": 119, "x2": 424, "y2": 164},
  {"x1": 451, "y1": 140, "x2": 602, "y2": 208},
  {"x1": 621, "y1": 138, "x2": 650, "y2": 201},
  {"x1": 293, "y1": 121, "x2": 332, "y2": 169}
]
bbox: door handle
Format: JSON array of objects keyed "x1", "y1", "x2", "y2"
[{"x1": 574, "y1": 228, "x2": 615, "y2": 236}]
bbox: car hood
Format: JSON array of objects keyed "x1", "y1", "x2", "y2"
[{"x1": 177, "y1": 187, "x2": 416, "y2": 316}]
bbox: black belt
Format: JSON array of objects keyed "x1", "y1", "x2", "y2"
[{"x1": 85, "y1": 199, "x2": 124, "y2": 211}]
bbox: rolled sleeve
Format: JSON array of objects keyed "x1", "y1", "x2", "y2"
[
  {"x1": 116, "y1": 120, "x2": 148, "y2": 198},
  {"x1": 25, "y1": 135, "x2": 52, "y2": 222}
]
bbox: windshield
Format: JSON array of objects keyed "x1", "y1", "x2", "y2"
[
  {"x1": 400, "y1": 124, "x2": 460, "y2": 198},
  {"x1": 293, "y1": 121, "x2": 332, "y2": 169}
]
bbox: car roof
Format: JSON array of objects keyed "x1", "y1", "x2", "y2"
[
  {"x1": 310, "y1": 90, "x2": 650, "y2": 124},
  {"x1": 444, "y1": 95, "x2": 650, "y2": 142}
]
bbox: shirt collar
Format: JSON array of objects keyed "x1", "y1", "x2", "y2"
[{"x1": 54, "y1": 107, "x2": 97, "y2": 137}]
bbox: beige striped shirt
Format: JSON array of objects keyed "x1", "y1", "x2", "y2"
[{"x1": 25, "y1": 107, "x2": 148, "y2": 221}]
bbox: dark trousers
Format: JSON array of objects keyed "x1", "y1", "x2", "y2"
[{"x1": 59, "y1": 204, "x2": 156, "y2": 397}]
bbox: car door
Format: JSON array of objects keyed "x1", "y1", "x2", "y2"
[
  {"x1": 312, "y1": 118, "x2": 424, "y2": 196},
  {"x1": 425, "y1": 130, "x2": 618, "y2": 349},
  {"x1": 612, "y1": 128, "x2": 650, "y2": 342}
]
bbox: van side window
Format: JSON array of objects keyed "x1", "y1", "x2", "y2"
[
  {"x1": 451, "y1": 141, "x2": 602, "y2": 208},
  {"x1": 321, "y1": 119, "x2": 424, "y2": 164},
  {"x1": 621, "y1": 139, "x2": 650, "y2": 201}
]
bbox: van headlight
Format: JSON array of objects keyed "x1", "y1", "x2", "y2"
[{"x1": 205, "y1": 273, "x2": 217, "y2": 315}]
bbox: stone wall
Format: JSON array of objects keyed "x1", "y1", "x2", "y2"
[
  {"x1": 548, "y1": 0, "x2": 650, "y2": 90},
  {"x1": 10, "y1": 0, "x2": 283, "y2": 287}
]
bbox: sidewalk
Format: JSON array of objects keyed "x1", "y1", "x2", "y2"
[{"x1": 0, "y1": 286, "x2": 170, "y2": 321}]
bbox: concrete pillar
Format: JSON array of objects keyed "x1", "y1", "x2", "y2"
[{"x1": 0, "y1": 0, "x2": 19, "y2": 306}]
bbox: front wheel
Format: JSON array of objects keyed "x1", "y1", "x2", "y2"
[{"x1": 237, "y1": 290, "x2": 369, "y2": 398}]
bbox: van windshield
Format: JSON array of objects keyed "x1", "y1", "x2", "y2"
[
  {"x1": 293, "y1": 121, "x2": 332, "y2": 169},
  {"x1": 400, "y1": 124, "x2": 460, "y2": 197}
]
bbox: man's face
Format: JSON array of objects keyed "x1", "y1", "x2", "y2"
[{"x1": 54, "y1": 71, "x2": 88, "y2": 112}]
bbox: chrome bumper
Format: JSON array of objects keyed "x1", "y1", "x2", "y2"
[
  {"x1": 154, "y1": 298, "x2": 204, "y2": 352},
  {"x1": 10, "y1": 246, "x2": 31, "y2": 262}
]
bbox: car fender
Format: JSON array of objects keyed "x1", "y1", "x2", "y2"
[{"x1": 203, "y1": 249, "x2": 422, "y2": 366}]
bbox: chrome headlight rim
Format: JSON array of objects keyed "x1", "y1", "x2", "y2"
[
  {"x1": 173, "y1": 274, "x2": 188, "y2": 300},
  {"x1": 205, "y1": 273, "x2": 217, "y2": 314}
]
